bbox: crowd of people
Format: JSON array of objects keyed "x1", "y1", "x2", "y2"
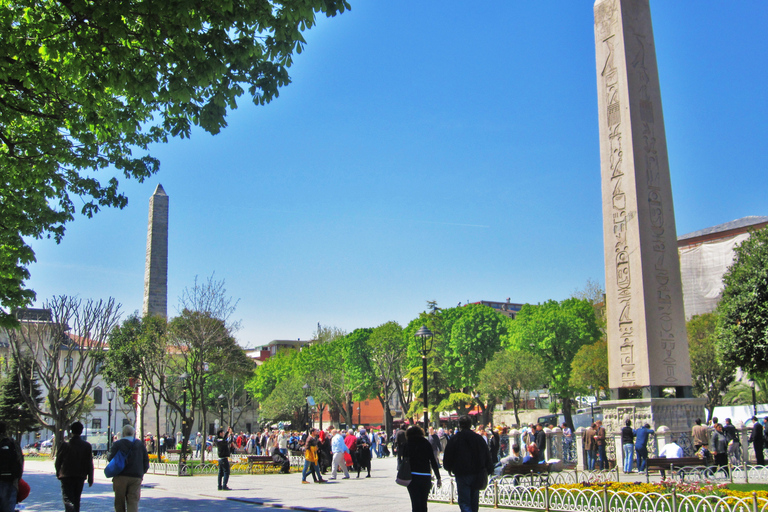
[{"x1": 611, "y1": 415, "x2": 768, "y2": 474}]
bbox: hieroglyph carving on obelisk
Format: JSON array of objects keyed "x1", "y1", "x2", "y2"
[
  {"x1": 594, "y1": 0, "x2": 692, "y2": 390},
  {"x1": 142, "y1": 184, "x2": 169, "y2": 318}
]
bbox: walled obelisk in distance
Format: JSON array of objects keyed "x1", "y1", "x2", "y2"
[
  {"x1": 594, "y1": 0, "x2": 692, "y2": 402},
  {"x1": 142, "y1": 184, "x2": 168, "y2": 318}
]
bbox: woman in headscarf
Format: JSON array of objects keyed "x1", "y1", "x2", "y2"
[{"x1": 355, "y1": 428, "x2": 372, "y2": 478}]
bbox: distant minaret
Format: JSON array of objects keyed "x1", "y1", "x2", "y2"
[{"x1": 142, "y1": 184, "x2": 168, "y2": 318}]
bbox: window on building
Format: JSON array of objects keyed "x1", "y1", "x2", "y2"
[
  {"x1": 92, "y1": 418, "x2": 101, "y2": 430},
  {"x1": 93, "y1": 387, "x2": 103, "y2": 405},
  {"x1": 122, "y1": 418, "x2": 130, "y2": 427},
  {"x1": 64, "y1": 357, "x2": 73, "y2": 374}
]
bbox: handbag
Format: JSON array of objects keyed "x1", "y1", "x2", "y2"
[
  {"x1": 105, "y1": 440, "x2": 136, "y2": 478},
  {"x1": 395, "y1": 457, "x2": 412, "y2": 487}
]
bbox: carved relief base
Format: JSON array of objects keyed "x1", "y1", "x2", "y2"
[{"x1": 600, "y1": 397, "x2": 706, "y2": 433}]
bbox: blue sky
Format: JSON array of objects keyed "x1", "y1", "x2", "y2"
[{"x1": 26, "y1": 1, "x2": 768, "y2": 347}]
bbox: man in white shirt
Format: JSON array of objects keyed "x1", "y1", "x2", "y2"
[
  {"x1": 330, "y1": 429, "x2": 350, "y2": 480},
  {"x1": 659, "y1": 440, "x2": 683, "y2": 479},
  {"x1": 661, "y1": 441, "x2": 683, "y2": 459}
]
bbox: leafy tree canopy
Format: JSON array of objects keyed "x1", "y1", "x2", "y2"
[
  {"x1": 503, "y1": 297, "x2": 601, "y2": 427},
  {"x1": 688, "y1": 312, "x2": 734, "y2": 421},
  {"x1": 0, "y1": 0, "x2": 350, "y2": 325},
  {"x1": 568, "y1": 339, "x2": 608, "y2": 397},
  {"x1": 716, "y1": 226, "x2": 768, "y2": 374}
]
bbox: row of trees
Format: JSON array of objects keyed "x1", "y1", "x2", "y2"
[
  {"x1": 248, "y1": 296, "x2": 605, "y2": 432},
  {"x1": 1, "y1": 227, "x2": 764, "y2": 454},
  {"x1": 249, "y1": 222, "x2": 768, "y2": 430}
]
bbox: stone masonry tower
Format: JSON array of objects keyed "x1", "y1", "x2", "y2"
[
  {"x1": 594, "y1": 0, "x2": 703, "y2": 431},
  {"x1": 142, "y1": 184, "x2": 168, "y2": 318}
]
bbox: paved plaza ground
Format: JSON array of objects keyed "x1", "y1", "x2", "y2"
[{"x1": 20, "y1": 455, "x2": 460, "y2": 512}]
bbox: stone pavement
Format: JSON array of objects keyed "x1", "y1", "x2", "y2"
[{"x1": 20, "y1": 456, "x2": 459, "y2": 512}]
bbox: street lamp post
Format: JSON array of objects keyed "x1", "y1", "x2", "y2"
[
  {"x1": 106, "y1": 388, "x2": 115, "y2": 453},
  {"x1": 415, "y1": 326, "x2": 434, "y2": 429},
  {"x1": 302, "y1": 384, "x2": 310, "y2": 436},
  {"x1": 218, "y1": 394, "x2": 226, "y2": 430},
  {"x1": 178, "y1": 373, "x2": 189, "y2": 476}
]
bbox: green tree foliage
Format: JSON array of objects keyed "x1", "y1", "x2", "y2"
[
  {"x1": 404, "y1": 303, "x2": 509, "y2": 424},
  {"x1": 246, "y1": 350, "x2": 299, "y2": 403},
  {"x1": 716, "y1": 226, "x2": 768, "y2": 374},
  {"x1": 0, "y1": 355, "x2": 43, "y2": 440},
  {"x1": 568, "y1": 339, "x2": 608, "y2": 397},
  {"x1": 103, "y1": 313, "x2": 168, "y2": 436},
  {"x1": 0, "y1": 0, "x2": 351, "y2": 325},
  {"x1": 345, "y1": 321, "x2": 407, "y2": 434},
  {"x1": 503, "y1": 298, "x2": 601, "y2": 429},
  {"x1": 687, "y1": 312, "x2": 735, "y2": 421},
  {"x1": 477, "y1": 349, "x2": 547, "y2": 426},
  {"x1": 259, "y1": 378, "x2": 306, "y2": 426}
]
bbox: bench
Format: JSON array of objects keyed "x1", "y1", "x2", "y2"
[
  {"x1": 502, "y1": 463, "x2": 553, "y2": 486},
  {"x1": 246, "y1": 455, "x2": 286, "y2": 474},
  {"x1": 646, "y1": 457, "x2": 705, "y2": 481}
]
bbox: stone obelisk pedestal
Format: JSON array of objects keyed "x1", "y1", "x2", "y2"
[
  {"x1": 594, "y1": 0, "x2": 704, "y2": 433},
  {"x1": 142, "y1": 184, "x2": 169, "y2": 318}
]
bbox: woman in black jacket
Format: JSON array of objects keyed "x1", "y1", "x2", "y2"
[{"x1": 404, "y1": 426, "x2": 441, "y2": 512}]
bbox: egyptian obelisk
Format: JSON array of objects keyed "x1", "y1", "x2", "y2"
[
  {"x1": 594, "y1": 0, "x2": 702, "y2": 431},
  {"x1": 142, "y1": 184, "x2": 168, "y2": 318}
]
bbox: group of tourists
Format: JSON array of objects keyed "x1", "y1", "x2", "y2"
[
  {"x1": 302, "y1": 426, "x2": 379, "y2": 483},
  {"x1": 615, "y1": 415, "x2": 768, "y2": 475}
]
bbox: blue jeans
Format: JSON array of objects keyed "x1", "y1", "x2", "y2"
[
  {"x1": 597, "y1": 444, "x2": 607, "y2": 470},
  {"x1": 636, "y1": 446, "x2": 648, "y2": 472},
  {"x1": 302, "y1": 460, "x2": 322, "y2": 482},
  {"x1": 455, "y1": 473, "x2": 482, "y2": 512},
  {"x1": 0, "y1": 480, "x2": 18, "y2": 512},
  {"x1": 218, "y1": 458, "x2": 230, "y2": 488},
  {"x1": 623, "y1": 444, "x2": 634, "y2": 473},
  {"x1": 586, "y1": 449, "x2": 596, "y2": 470}
]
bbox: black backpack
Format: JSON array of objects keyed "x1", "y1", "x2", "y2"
[{"x1": 0, "y1": 438, "x2": 21, "y2": 481}]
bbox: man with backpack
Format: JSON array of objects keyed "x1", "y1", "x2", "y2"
[
  {"x1": 107, "y1": 424, "x2": 149, "y2": 512},
  {"x1": 55, "y1": 421, "x2": 94, "y2": 512},
  {"x1": 0, "y1": 421, "x2": 23, "y2": 512}
]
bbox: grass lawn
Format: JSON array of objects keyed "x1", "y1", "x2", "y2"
[{"x1": 726, "y1": 484, "x2": 768, "y2": 492}]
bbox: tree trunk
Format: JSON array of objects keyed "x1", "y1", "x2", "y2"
[
  {"x1": 561, "y1": 396, "x2": 575, "y2": 431},
  {"x1": 200, "y1": 409, "x2": 207, "y2": 463},
  {"x1": 154, "y1": 396, "x2": 162, "y2": 455}
]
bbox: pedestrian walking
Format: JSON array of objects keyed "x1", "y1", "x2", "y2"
[
  {"x1": 355, "y1": 429, "x2": 372, "y2": 478},
  {"x1": 301, "y1": 428, "x2": 325, "y2": 484},
  {"x1": 403, "y1": 425, "x2": 441, "y2": 512},
  {"x1": 55, "y1": 422, "x2": 94, "y2": 512},
  {"x1": 330, "y1": 429, "x2": 350, "y2": 479},
  {"x1": 108, "y1": 424, "x2": 149, "y2": 512},
  {"x1": 443, "y1": 415, "x2": 493, "y2": 512},
  {"x1": 0, "y1": 421, "x2": 23, "y2": 512}
]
